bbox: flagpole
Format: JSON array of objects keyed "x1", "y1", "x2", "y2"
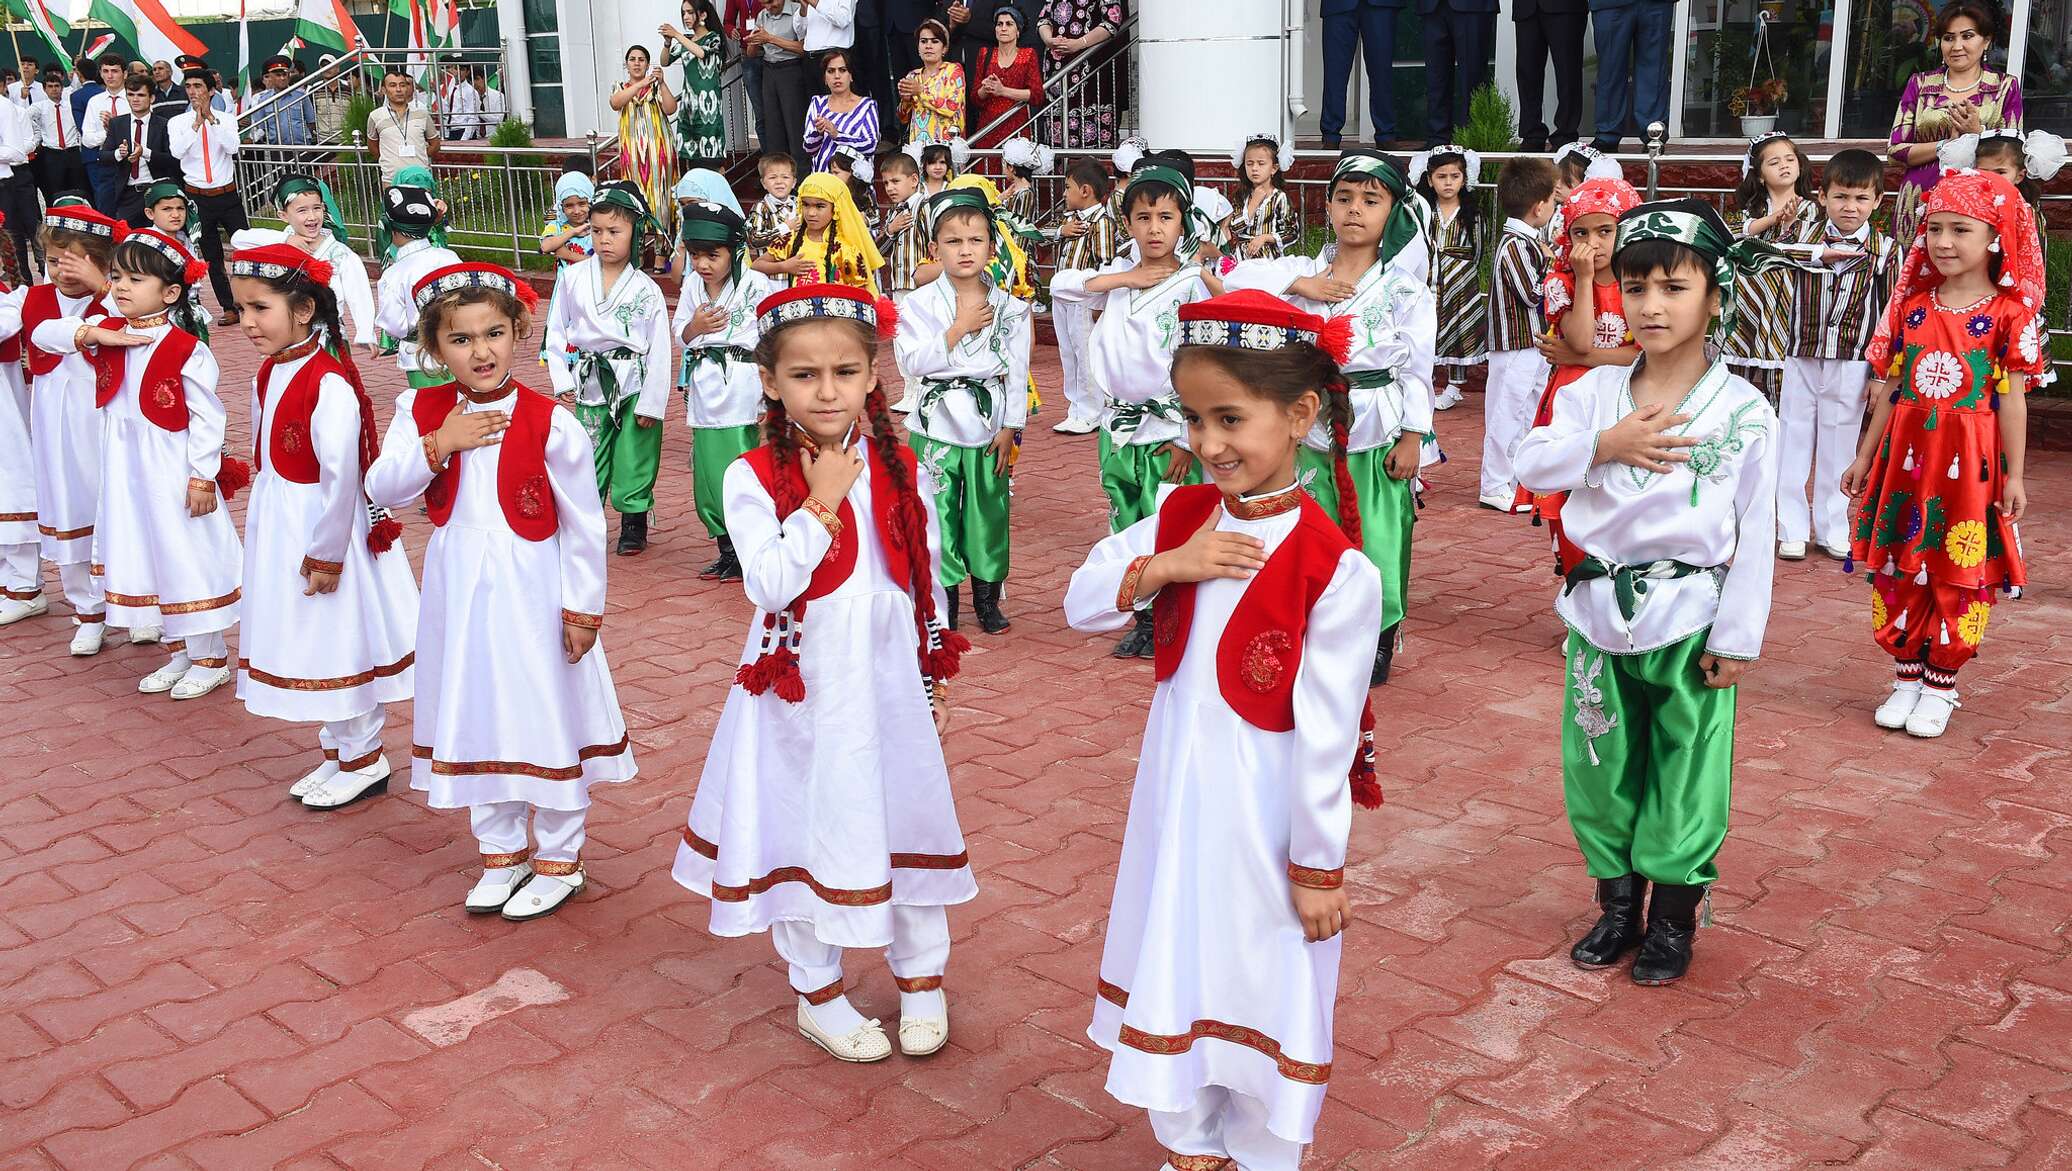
[{"x1": 6, "y1": 24, "x2": 27, "y2": 88}]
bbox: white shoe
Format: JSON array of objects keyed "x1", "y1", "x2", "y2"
[
  {"x1": 169, "y1": 663, "x2": 230, "y2": 700},
  {"x1": 1821, "y1": 543, "x2": 1851, "y2": 560},
  {"x1": 1435, "y1": 385, "x2": 1465, "y2": 410},
  {"x1": 1874, "y1": 680, "x2": 1923, "y2": 729},
  {"x1": 301, "y1": 756, "x2": 391, "y2": 809},
  {"x1": 138, "y1": 654, "x2": 192, "y2": 693},
  {"x1": 1906, "y1": 689, "x2": 1959, "y2": 738},
  {"x1": 128, "y1": 624, "x2": 162, "y2": 645},
  {"x1": 898, "y1": 1008, "x2": 950, "y2": 1057},
  {"x1": 465, "y1": 863, "x2": 532, "y2": 913},
  {"x1": 1051, "y1": 416, "x2": 1097, "y2": 435},
  {"x1": 1777, "y1": 540, "x2": 1807, "y2": 560},
  {"x1": 69, "y1": 622, "x2": 105, "y2": 656},
  {"x1": 0, "y1": 595, "x2": 46, "y2": 625},
  {"x1": 795, "y1": 1001, "x2": 893, "y2": 1063},
  {"x1": 1479, "y1": 492, "x2": 1518, "y2": 512},
  {"x1": 501, "y1": 867, "x2": 584, "y2": 921},
  {"x1": 288, "y1": 759, "x2": 339, "y2": 799}
]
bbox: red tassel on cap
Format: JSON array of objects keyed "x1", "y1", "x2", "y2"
[
  {"x1": 367, "y1": 514, "x2": 403, "y2": 554},
  {"x1": 184, "y1": 260, "x2": 209, "y2": 286},
  {"x1": 215, "y1": 456, "x2": 252, "y2": 500},
  {"x1": 875, "y1": 295, "x2": 899, "y2": 341},
  {"x1": 1316, "y1": 315, "x2": 1354, "y2": 365}
]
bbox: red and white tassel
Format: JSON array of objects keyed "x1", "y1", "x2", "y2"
[{"x1": 216, "y1": 456, "x2": 252, "y2": 500}]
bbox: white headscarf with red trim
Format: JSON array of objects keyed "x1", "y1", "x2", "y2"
[{"x1": 1865, "y1": 168, "x2": 2047, "y2": 373}]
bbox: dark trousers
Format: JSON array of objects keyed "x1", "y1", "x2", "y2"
[
  {"x1": 759, "y1": 57, "x2": 811, "y2": 170},
  {"x1": 115, "y1": 181, "x2": 154, "y2": 228},
  {"x1": 1592, "y1": 0, "x2": 1673, "y2": 144},
  {"x1": 1320, "y1": 4, "x2": 1398, "y2": 140},
  {"x1": 742, "y1": 53, "x2": 769, "y2": 149},
  {"x1": 86, "y1": 159, "x2": 123, "y2": 217},
  {"x1": 879, "y1": 32, "x2": 921, "y2": 145},
  {"x1": 1515, "y1": 10, "x2": 1587, "y2": 147},
  {"x1": 32, "y1": 147, "x2": 88, "y2": 203},
  {"x1": 190, "y1": 187, "x2": 249, "y2": 312},
  {"x1": 1422, "y1": 7, "x2": 1495, "y2": 142},
  {"x1": 0, "y1": 172, "x2": 39, "y2": 278}
]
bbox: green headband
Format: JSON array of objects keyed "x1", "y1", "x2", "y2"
[
  {"x1": 1329, "y1": 153, "x2": 1427, "y2": 273},
  {"x1": 593, "y1": 185, "x2": 663, "y2": 239},
  {"x1": 679, "y1": 207, "x2": 746, "y2": 284},
  {"x1": 1122, "y1": 163, "x2": 1218, "y2": 260},
  {"x1": 277, "y1": 175, "x2": 349, "y2": 248},
  {"x1": 1616, "y1": 200, "x2": 1799, "y2": 338},
  {"x1": 926, "y1": 187, "x2": 996, "y2": 231}
]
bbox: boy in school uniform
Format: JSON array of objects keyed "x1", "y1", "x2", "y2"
[
  {"x1": 1482, "y1": 155, "x2": 1559, "y2": 512},
  {"x1": 745, "y1": 151, "x2": 799, "y2": 257},
  {"x1": 543, "y1": 181, "x2": 673, "y2": 557},
  {"x1": 875, "y1": 150, "x2": 929, "y2": 413},
  {"x1": 1776, "y1": 147, "x2": 1895, "y2": 561},
  {"x1": 1515, "y1": 198, "x2": 1787, "y2": 986},
  {"x1": 29, "y1": 71, "x2": 87, "y2": 202},
  {"x1": 1050, "y1": 157, "x2": 1119, "y2": 436},
  {"x1": 895, "y1": 186, "x2": 1034, "y2": 635}
]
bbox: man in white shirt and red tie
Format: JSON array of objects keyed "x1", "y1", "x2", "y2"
[
  {"x1": 96, "y1": 76, "x2": 181, "y2": 226},
  {"x1": 30, "y1": 70, "x2": 88, "y2": 201},
  {"x1": 70, "y1": 51, "x2": 128, "y2": 214},
  {"x1": 166, "y1": 63, "x2": 247, "y2": 325}
]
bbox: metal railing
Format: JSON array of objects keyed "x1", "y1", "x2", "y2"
[
  {"x1": 964, "y1": 14, "x2": 1138, "y2": 150},
  {"x1": 234, "y1": 136, "x2": 622, "y2": 269}
]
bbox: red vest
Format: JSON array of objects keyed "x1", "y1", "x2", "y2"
[
  {"x1": 410, "y1": 382, "x2": 559, "y2": 541},
  {"x1": 93, "y1": 325, "x2": 200, "y2": 432},
  {"x1": 0, "y1": 284, "x2": 17, "y2": 364},
  {"x1": 23, "y1": 285, "x2": 108, "y2": 378},
  {"x1": 1151, "y1": 484, "x2": 1355, "y2": 732},
  {"x1": 255, "y1": 350, "x2": 353, "y2": 484},
  {"x1": 741, "y1": 440, "x2": 916, "y2": 605}
]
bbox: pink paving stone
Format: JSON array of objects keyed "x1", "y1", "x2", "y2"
[{"x1": 1, "y1": 322, "x2": 2068, "y2": 1167}]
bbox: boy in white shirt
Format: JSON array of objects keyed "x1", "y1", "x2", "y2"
[
  {"x1": 164, "y1": 65, "x2": 246, "y2": 325},
  {"x1": 29, "y1": 72, "x2": 86, "y2": 200}
]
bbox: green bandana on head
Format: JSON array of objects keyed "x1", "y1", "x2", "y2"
[
  {"x1": 593, "y1": 181, "x2": 664, "y2": 242},
  {"x1": 679, "y1": 199, "x2": 747, "y2": 286},
  {"x1": 276, "y1": 173, "x2": 349, "y2": 248},
  {"x1": 1122, "y1": 159, "x2": 1217, "y2": 261},
  {"x1": 1615, "y1": 197, "x2": 1801, "y2": 339},
  {"x1": 1330, "y1": 151, "x2": 1431, "y2": 277}
]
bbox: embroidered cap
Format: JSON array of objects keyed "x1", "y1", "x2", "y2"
[
  {"x1": 228, "y1": 242, "x2": 334, "y2": 288},
  {"x1": 123, "y1": 226, "x2": 208, "y2": 285},
  {"x1": 411, "y1": 261, "x2": 541, "y2": 314},
  {"x1": 1176, "y1": 290, "x2": 1352, "y2": 364},
  {"x1": 45, "y1": 204, "x2": 125, "y2": 240},
  {"x1": 755, "y1": 282, "x2": 897, "y2": 341}
]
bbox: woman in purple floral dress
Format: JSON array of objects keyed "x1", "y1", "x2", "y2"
[
  {"x1": 1886, "y1": 1, "x2": 2022, "y2": 243},
  {"x1": 1037, "y1": 0, "x2": 1125, "y2": 149}
]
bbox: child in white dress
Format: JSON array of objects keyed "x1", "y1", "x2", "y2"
[
  {"x1": 364, "y1": 262, "x2": 636, "y2": 922},
  {"x1": 672, "y1": 283, "x2": 976, "y2": 1066},
  {"x1": 228, "y1": 242, "x2": 420, "y2": 810}
]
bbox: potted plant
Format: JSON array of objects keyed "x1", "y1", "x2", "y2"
[{"x1": 1731, "y1": 77, "x2": 1789, "y2": 135}]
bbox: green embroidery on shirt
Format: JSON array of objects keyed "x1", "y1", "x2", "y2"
[{"x1": 1682, "y1": 400, "x2": 1767, "y2": 506}]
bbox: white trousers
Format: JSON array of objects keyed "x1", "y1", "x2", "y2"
[
  {"x1": 0, "y1": 542, "x2": 36, "y2": 596},
  {"x1": 318, "y1": 708, "x2": 388, "y2": 771},
  {"x1": 1053, "y1": 299, "x2": 1100, "y2": 424},
  {"x1": 469, "y1": 801, "x2": 587, "y2": 864},
  {"x1": 56, "y1": 559, "x2": 103, "y2": 621},
  {"x1": 1482, "y1": 348, "x2": 1548, "y2": 500},
  {"x1": 1148, "y1": 1086, "x2": 1301, "y2": 1171},
  {"x1": 1777, "y1": 356, "x2": 1868, "y2": 547},
  {"x1": 167, "y1": 630, "x2": 228, "y2": 665},
  {"x1": 769, "y1": 905, "x2": 950, "y2": 998}
]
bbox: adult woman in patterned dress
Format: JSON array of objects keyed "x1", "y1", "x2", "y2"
[
  {"x1": 1037, "y1": 0, "x2": 1125, "y2": 149},
  {"x1": 970, "y1": 6, "x2": 1046, "y2": 159},
  {"x1": 661, "y1": 0, "x2": 729, "y2": 166},
  {"x1": 803, "y1": 49, "x2": 880, "y2": 173},
  {"x1": 611, "y1": 45, "x2": 681, "y2": 245},
  {"x1": 899, "y1": 19, "x2": 966, "y2": 144},
  {"x1": 1886, "y1": 2, "x2": 2022, "y2": 243}
]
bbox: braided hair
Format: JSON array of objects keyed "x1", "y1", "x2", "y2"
[{"x1": 744, "y1": 316, "x2": 967, "y2": 701}]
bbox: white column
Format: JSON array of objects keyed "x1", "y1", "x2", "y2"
[
  {"x1": 1136, "y1": 0, "x2": 1282, "y2": 151},
  {"x1": 559, "y1": 0, "x2": 602, "y2": 135},
  {"x1": 497, "y1": 0, "x2": 532, "y2": 125}
]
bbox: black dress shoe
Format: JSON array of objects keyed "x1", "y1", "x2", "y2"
[
  {"x1": 971, "y1": 580, "x2": 1011, "y2": 634},
  {"x1": 1520, "y1": 138, "x2": 1548, "y2": 154},
  {"x1": 945, "y1": 583, "x2": 960, "y2": 631},
  {"x1": 1322, "y1": 133, "x2": 1342, "y2": 149},
  {"x1": 1369, "y1": 623, "x2": 1398, "y2": 687},
  {"x1": 614, "y1": 511, "x2": 649, "y2": 556},
  {"x1": 1113, "y1": 609, "x2": 1153, "y2": 659},
  {"x1": 1632, "y1": 883, "x2": 1707, "y2": 985},
  {"x1": 1570, "y1": 874, "x2": 1648, "y2": 968},
  {"x1": 1590, "y1": 137, "x2": 1623, "y2": 154}
]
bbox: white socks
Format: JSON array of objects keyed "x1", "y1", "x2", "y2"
[
  {"x1": 899, "y1": 988, "x2": 946, "y2": 1023},
  {"x1": 801, "y1": 992, "x2": 872, "y2": 1036}
]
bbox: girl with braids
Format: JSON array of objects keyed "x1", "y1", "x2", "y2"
[
  {"x1": 1064, "y1": 291, "x2": 1383, "y2": 1171},
  {"x1": 364, "y1": 262, "x2": 635, "y2": 922},
  {"x1": 40, "y1": 228, "x2": 244, "y2": 700},
  {"x1": 228, "y1": 243, "x2": 419, "y2": 811},
  {"x1": 672, "y1": 284, "x2": 975, "y2": 1067},
  {"x1": 753, "y1": 172, "x2": 885, "y2": 295}
]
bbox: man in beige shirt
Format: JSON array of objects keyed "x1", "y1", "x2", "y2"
[{"x1": 365, "y1": 65, "x2": 439, "y2": 184}]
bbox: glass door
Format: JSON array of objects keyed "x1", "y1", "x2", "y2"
[
  {"x1": 1838, "y1": 0, "x2": 2013, "y2": 137},
  {"x1": 1682, "y1": 0, "x2": 1832, "y2": 139}
]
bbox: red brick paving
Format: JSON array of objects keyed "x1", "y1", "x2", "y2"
[{"x1": 2, "y1": 319, "x2": 2068, "y2": 1170}]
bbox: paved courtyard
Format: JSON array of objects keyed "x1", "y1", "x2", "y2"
[{"x1": 2, "y1": 328, "x2": 2069, "y2": 1170}]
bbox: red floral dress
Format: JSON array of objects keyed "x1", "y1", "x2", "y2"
[
  {"x1": 1849, "y1": 289, "x2": 2048, "y2": 594},
  {"x1": 970, "y1": 45, "x2": 1046, "y2": 151},
  {"x1": 1518, "y1": 271, "x2": 1630, "y2": 573}
]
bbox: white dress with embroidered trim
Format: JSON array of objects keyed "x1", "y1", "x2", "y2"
[
  {"x1": 18, "y1": 289, "x2": 103, "y2": 564},
  {"x1": 672, "y1": 437, "x2": 977, "y2": 948},
  {"x1": 363, "y1": 385, "x2": 635, "y2": 811},
  {"x1": 1063, "y1": 495, "x2": 1382, "y2": 1145},
  {"x1": 39, "y1": 319, "x2": 243, "y2": 636},
  {"x1": 236, "y1": 351, "x2": 419, "y2": 722},
  {"x1": 0, "y1": 288, "x2": 33, "y2": 552}
]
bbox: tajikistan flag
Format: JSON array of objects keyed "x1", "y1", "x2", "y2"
[
  {"x1": 89, "y1": 0, "x2": 207, "y2": 65},
  {"x1": 4, "y1": 0, "x2": 72, "y2": 65},
  {"x1": 294, "y1": 0, "x2": 360, "y2": 55}
]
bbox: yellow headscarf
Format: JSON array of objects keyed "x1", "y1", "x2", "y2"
[
  {"x1": 794, "y1": 172, "x2": 885, "y2": 294},
  {"x1": 943, "y1": 174, "x2": 1037, "y2": 300}
]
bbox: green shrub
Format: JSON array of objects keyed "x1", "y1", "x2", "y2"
[{"x1": 343, "y1": 93, "x2": 379, "y2": 144}]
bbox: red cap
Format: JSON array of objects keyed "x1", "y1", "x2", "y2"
[
  {"x1": 125, "y1": 226, "x2": 208, "y2": 286},
  {"x1": 1177, "y1": 289, "x2": 1351, "y2": 365},
  {"x1": 228, "y1": 243, "x2": 335, "y2": 289},
  {"x1": 755, "y1": 282, "x2": 897, "y2": 341}
]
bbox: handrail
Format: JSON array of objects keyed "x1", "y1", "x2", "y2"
[{"x1": 963, "y1": 13, "x2": 1137, "y2": 147}]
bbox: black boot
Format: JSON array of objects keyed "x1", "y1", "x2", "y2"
[
  {"x1": 1112, "y1": 609, "x2": 1153, "y2": 658},
  {"x1": 615, "y1": 511, "x2": 649, "y2": 556},
  {"x1": 1570, "y1": 874, "x2": 1648, "y2": 969},
  {"x1": 945, "y1": 583, "x2": 960, "y2": 631},
  {"x1": 699, "y1": 535, "x2": 738, "y2": 581},
  {"x1": 1631, "y1": 883, "x2": 1707, "y2": 986},
  {"x1": 1370, "y1": 624, "x2": 1398, "y2": 687},
  {"x1": 1133, "y1": 608, "x2": 1157, "y2": 659},
  {"x1": 972, "y1": 579, "x2": 1010, "y2": 634}
]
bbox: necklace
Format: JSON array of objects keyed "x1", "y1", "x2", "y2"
[
  {"x1": 1943, "y1": 68, "x2": 1983, "y2": 93},
  {"x1": 274, "y1": 332, "x2": 325, "y2": 363},
  {"x1": 124, "y1": 312, "x2": 170, "y2": 329}
]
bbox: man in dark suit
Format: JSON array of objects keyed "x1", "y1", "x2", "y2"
[
  {"x1": 105, "y1": 77, "x2": 183, "y2": 226},
  {"x1": 1319, "y1": 0, "x2": 1405, "y2": 149},
  {"x1": 1589, "y1": 0, "x2": 1673, "y2": 151},
  {"x1": 1418, "y1": 0, "x2": 1497, "y2": 147},
  {"x1": 1513, "y1": 0, "x2": 1587, "y2": 151}
]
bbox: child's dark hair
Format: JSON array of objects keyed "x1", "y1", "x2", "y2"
[
  {"x1": 1556, "y1": 153, "x2": 1591, "y2": 188},
  {"x1": 1734, "y1": 135, "x2": 1816, "y2": 216},
  {"x1": 1233, "y1": 136, "x2": 1287, "y2": 202},
  {"x1": 919, "y1": 143, "x2": 954, "y2": 174},
  {"x1": 589, "y1": 200, "x2": 637, "y2": 230},
  {"x1": 238, "y1": 265, "x2": 383, "y2": 476},
  {"x1": 751, "y1": 316, "x2": 958, "y2": 688},
  {"x1": 110, "y1": 239, "x2": 207, "y2": 335},
  {"x1": 1497, "y1": 156, "x2": 1558, "y2": 219},
  {"x1": 415, "y1": 287, "x2": 534, "y2": 370},
  {"x1": 560, "y1": 152, "x2": 594, "y2": 178},
  {"x1": 123, "y1": 74, "x2": 151, "y2": 94},
  {"x1": 1415, "y1": 148, "x2": 1480, "y2": 240},
  {"x1": 1610, "y1": 237, "x2": 1718, "y2": 292},
  {"x1": 877, "y1": 149, "x2": 919, "y2": 179},
  {"x1": 1821, "y1": 147, "x2": 1885, "y2": 194},
  {"x1": 1170, "y1": 343, "x2": 1362, "y2": 548},
  {"x1": 1972, "y1": 136, "x2": 2042, "y2": 205},
  {"x1": 1066, "y1": 157, "x2": 1112, "y2": 198}
]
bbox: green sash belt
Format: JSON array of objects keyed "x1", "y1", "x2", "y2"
[
  {"x1": 684, "y1": 344, "x2": 753, "y2": 375},
  {"x1": 571, "y1": 346, "x2": 645, "y2": 414},
  {"x1": 1564, "y1": 556, "x2": 1721, "y2": 622},
  {"x1": 917, "y1": 376, "x2": 998, "y2": 432},
  {"x1": 1105, "y1": 393, "x2": 1182, "y2": 442}
]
